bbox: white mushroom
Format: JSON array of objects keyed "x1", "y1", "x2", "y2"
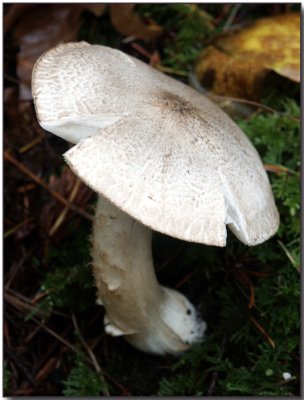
[{"x1": 32, "y1": 42, "x2": 279, "y2": 355}]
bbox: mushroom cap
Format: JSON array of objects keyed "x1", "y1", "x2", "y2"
[{"x1": 32, "y1": 42, "x2": 279, "y2": 246}]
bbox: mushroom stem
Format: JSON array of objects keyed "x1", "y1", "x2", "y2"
[{"x1": 92, "y1": 196, "x2": 206, "y2": 355}]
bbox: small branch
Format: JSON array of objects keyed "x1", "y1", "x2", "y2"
[
  {"x1": 4, "y1": 217, "x2": 34, "y2": 238},
  {"x1": 250, "y1": 316, "x2": 276, "y2": 348},
  {"x1": 5, "y1": 346, "x2": 37, "y2": 386},
  {"x1": 277, "y1": 240, "x2": 300, "y2": 273},
  {"x1": 71, "y1": 313, "x2": 133, "y2": 395},
  {"x1": 4, "y1": 287, "x2": 69, "y2": 319},
  {"x1": 155, "y1": 64, "x2": 188, "y2": 77},
  {"x1": 223, "y1": 4, "x2": 242, "y2": 31},
  {"x1": 3, "y1": 73, "x2": 21, "y2": 85},
  {"x1": 18, "y1": 136, "x2": 45, "y2": 154},
  {"x1": 35, "y1": 357, "x2": 58, "y2": 383},
  {"x1": 32, "y1": 317, "x2": 80, "y2": 354},
  {"x1": 264, "y1": 163, "x2": 297, "y2": 176},
  {"x1": 4, "y1": 150, "x2": 93, "y2": 221},
  {"x1": 71, "y1": 313, "x2": 102, "y2": 374},
  {"x1": 206, "y1": 335, "x2": 227, "y2": 395},
  {"x1": 48, "y1": 178, "x2": 82, "y2": 236},
  {"x1": 248, "y1": 282, "x2": 255, "y2": 309},
  {"x1": 217, "y1": 96, "x2": 300, "y2": 122},
  {"x1": 175, "y1": 270, "x2": 196, "y2": 288},
  {"x1": 5, "y1": 288, "x2": 131, "y2": 395},
  {"x1": 71, "y1": 313, "x2": 110, "y2": 396}
]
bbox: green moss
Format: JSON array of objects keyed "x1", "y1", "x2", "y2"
[
  {"x1": 62, "y1": 353, "x2": 109, "y2": 396},
  {"x1": 26, "y1": 225, "x2": 95, "y2": 320},
  {"x1": 139, "y1": 4, "x2": 212, "y2": 73},
  {"x1": 3, "y1": 363, "x2": 11, "y2": 396}
]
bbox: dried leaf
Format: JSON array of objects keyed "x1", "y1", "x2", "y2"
[
  {"x1": 195, "y1": 13, "x2": 300, "y2": 100},
  {"x1": 109, "y1": 4, "x2": 163, "y2": 40},
  {"x1": 5, "y1": 4, "x2": 106, "y2": 103},
  {"x1": 4, "y1": 87, "x2": 19, "y2": 123},
  {"x1": 4, "y1": 4, "x2": 35, "y2": 34},
  {"x1": 196, "y1": 45, "x2": 267, "y2": 100},
  {"x1": 85, "y1": 4, "x2": 106, "y2": 17},
  {"x1": 218, "y1": 13, "x2": 300, "y2": 82},
  {"x1": 13, "y1": 5, "x2": 84, "y2": 101}
]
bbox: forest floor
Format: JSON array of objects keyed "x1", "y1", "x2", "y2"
[{"x1": 4, "y1": 4, "x2": 300, "y2": 396}]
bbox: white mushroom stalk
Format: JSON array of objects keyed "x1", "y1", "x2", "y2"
[
  {"x1": 32, "y1": 42, "x2": 279, "y2": 355},
  {"x1": 93, "y1": 196, "x2": 205, "y2": 354}
]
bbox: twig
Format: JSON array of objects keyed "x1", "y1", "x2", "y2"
[
  {"x1": 24, "y1": 325, "x2": 43, "y2": 344},
  {"x1": 233, "y1": 279, "x2": 262, "y2": 313},
  {"x1": 5, "y1": 346, "x2": 37, "y2": 386},
  {"x1": 131, "y1": 42, "x2": 152, "y2": 59},
  {"x1": 4, "y1": 150, "x2": 93, "y2": 221},
  {"x1": 71, "y1": 313, "x2": 110, "y2": 396},
  {"x1": 248, "y1": 282, "x2": 255, "y2": 309},
  {"x1": 216, "y1": 95, "x2": 300, "y2": 122},
  {"x1": 4, "y1": 319, "x2": 11, "y2": 348},
  {"x1": 250, "y1": 316, "x2": 276, "y2": 348},
  {"x1": 19, "y1": 136, "x2": 45, "y2": 154},
  {"x1": 49, "y1": 178, "x2": 82, "y2": 236},
  {"x1": 223, "y1": 4, "x2": 242, "y2": 31},
  {"x1": 4, "y1": 290, "x2": 43, "y2": 316},
  {"x1": 5, "y1": 284, "x2": 131, "y2": 394},
  {"x1": 207, "y1": 370, "x2": 218, "y2": 395},
  {"x1": 35, "y1": 357, "x2": 58, "y2": 383},
  {"x1": 277, "y1": 240, "x2": 300, "y2": 273},
  {"x1": 72, "y1": 312, "x2": 132, "y2": 395},
  {"x1": 157, "y1": 243, "x2": 187, "y2": 272},
  {"x1": 155, "y1": 64, "x2": 188, "y2": 77},
  {"x1": 71, "y1": 313, "x2": 102, "y2": 374},
  {"x1": 207, "y1": 335, "x2": 227, "y2": 395},
  {"x1": 176, "y1": 270, "x2": 196, "y2": 288},
  {"x1": 5, "y1": 247, "x2": 36, "y2": 289},
  {"x1": 247, "y1": 270, "x2": 271, "y2": 277},
  {"x1": 11, "y1": 388, "x2": 38, "y2": 396},
  {"x1": 4, "y1": 72, "x2": 21, "y2": 85},
  {"x1": 264, "y1": 163, "x2": 297, "y2": 176},
  {"x1": 32, "y1": 310, "x2": 131, "y2": 395},
  {"x1": 32, "y1": 317, "x2": 80, "y2": 354},
  {"x1": 4, "y1": 217, "x2": 34, "y2": 238},
  {"x1": 35, "y1": 326, "x2": 71, "y2": 370},
  {"x1": 204, "y1": 89, "x2": 300, "y2": 122},
  {"x1": 5, "y1": 288, "x2": 69, "y2": 319},
  {"x1": 17, "y1": 183, "x2": 36, "y2": 192},
  {"x1": 6, "y1": 287, "x2": 37, "y2": 304}
]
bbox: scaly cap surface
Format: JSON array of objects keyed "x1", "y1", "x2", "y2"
[{"x1": 32, "y1": 42, "x2": 279, "y2": 246}]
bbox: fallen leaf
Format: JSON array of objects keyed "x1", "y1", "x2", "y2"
[
  {"x1": 85, "y1": 4, "x2": 106, "y2": 17},
  {"x1": 195, "y1": 13, "x2": 300, "y2": 100},
  {"x1": 196, "y1": 45, "x2": 267, "y2": 100},
  {"x1": 13, "y1": 5, "x2": 85, "y2": 102},
  {"x1": 5, "y1": 4, "x2": 106, "y2": 103},
  {"x1": 109, "y1": 4, "x2": 163, "y2": 40},
  {"x1": 4, "y1": 4, "x2": 35, "y2": 34},
  {"x1": 218, "y1": 13, "x2": 300, "y2": 82},
  {"x1": 4, "y1": 87, "x2": 19, "y2": 124}
]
